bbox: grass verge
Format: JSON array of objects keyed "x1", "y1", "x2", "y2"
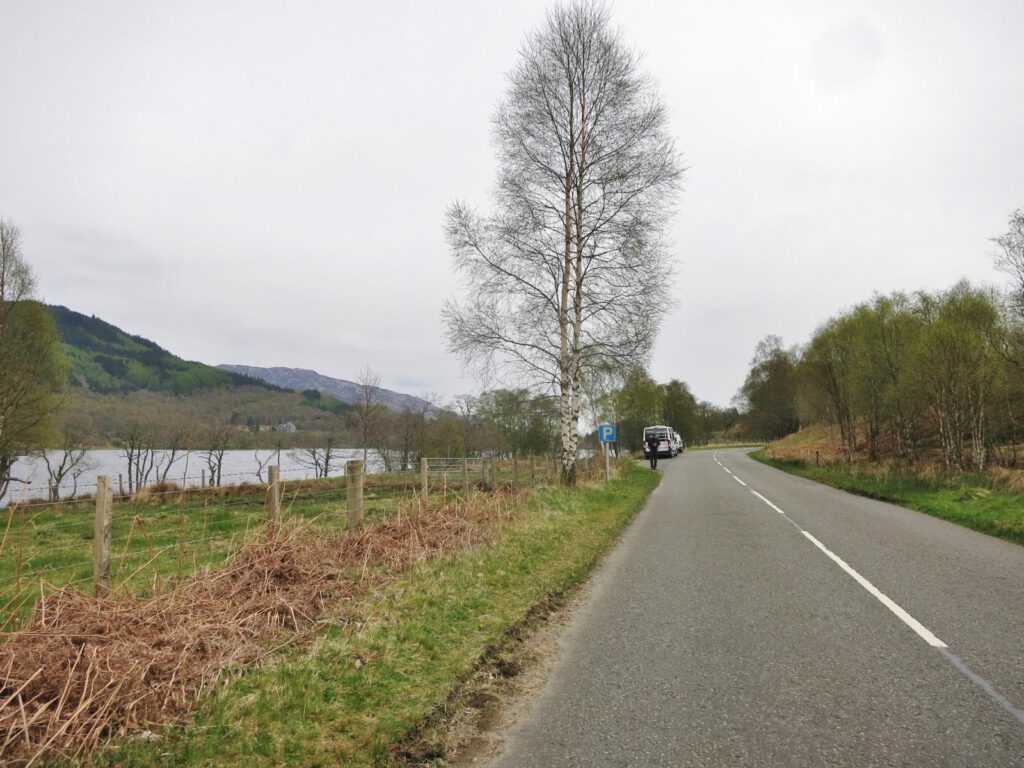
[
  {"x1": 751, "y1": 451, "x2": 1024, "y2": 547},
  {"x1": 96, "y1": 461, "x2": 659, "y2": 767}
]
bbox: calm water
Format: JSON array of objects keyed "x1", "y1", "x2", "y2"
[{"x1": 4, "y1": 448, "x2": 385, "y2": 504}]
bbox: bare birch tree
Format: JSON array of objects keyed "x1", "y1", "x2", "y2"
[
  {"x1": 356, "y1": 365, "x2": 385, "y2": 464},
  {"x1": 992, "y1": 208, "x2": 1024, "y2": 314},
  {"x1": 443, "y1": 1, "x2": 683, "y2": 485}
]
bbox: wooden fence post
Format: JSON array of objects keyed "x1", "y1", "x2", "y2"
[
  {"x1": 530, "y1": 455, "x2": 536, "y2": 485},
  {"x1": 176, "y1": 514, "x2": 186, "y2": 582},
  {"x1": 513, "y1": 455, "x2": 520, "y2": 488},
  {"x1": 201, "y1": 469, "x2": 207, "y2": 489},
  {"x1": 420, "y1": 457, "x2": 429, "y2": 505},
  {"x1": 117, "y1": 473, "x2": 124, "y2": 498},
  {"x1": 94, "y1": 475, "x2": 113, "y2": 597},
  {"x1": 346, "y1": 460, "x2": 364, "y2": 529},
  {"x1": 266, "y1": 465, "x2": 280, "y2": 524},
  {"x1": 462, "y1": 457, "x2": 470, "y2": 497}
]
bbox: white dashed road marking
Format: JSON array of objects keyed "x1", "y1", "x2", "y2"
[
  {"x1": 742, "y1": 479, "x2": 1024, "y2": 725},
  {"x1": 750, "y1": 490, "x2": 786, "y2": 515},
  {"x1": 799, "y1": 529, "x2": 946, "y2": 648}
]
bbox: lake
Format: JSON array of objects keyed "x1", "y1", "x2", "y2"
[{"x1": 4, "y1": 448, "x2": 385, "y2": 505}]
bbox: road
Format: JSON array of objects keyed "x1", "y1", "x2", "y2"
[{"x1": 490, "y1": 448, "x2": 1024, "y2": 767}]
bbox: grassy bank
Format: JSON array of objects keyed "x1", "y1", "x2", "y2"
[
  {"x1": 688, "y1": 442, "x2": 764, "y2": 451},
  {"x1": 752, "y1": 451, "x2": 1024, "y2": 547},
  {"x1": 97, "y1": 462, "x2": 659, "y2": 767}
]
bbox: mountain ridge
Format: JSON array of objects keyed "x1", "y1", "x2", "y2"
[{"x1": 217, "y1": 364, "x2": 433, "y2": 412}]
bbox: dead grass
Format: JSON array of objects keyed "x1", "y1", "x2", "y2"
[
  {"x1": 765, "y1": 426, "x2": 1024, "y2": 497},
  {"x1": 987, "y1": 466, "x2": 1024, "y2": 494},
  {"x1": 0, "y1": 492, "x2": 513, "y2": 766},
  {"x1": 762, "y1": 425, "x2": 844, "y2": 463}
]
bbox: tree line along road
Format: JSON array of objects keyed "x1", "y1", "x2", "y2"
[{"x1": 489, "y1": 448, "x2": 1024, "y2": 767}]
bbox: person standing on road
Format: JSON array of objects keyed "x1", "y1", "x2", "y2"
[{"x1": 645, "y1": 432, "x2": 660, "y2": 470}]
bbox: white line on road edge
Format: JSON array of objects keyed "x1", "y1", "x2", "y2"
[
  {"x1": 750, "y1": 490, "x2": 785, "y2": 514},
  {"x1": 746, "y1": 490, "x2": 946, "y2": 647},
  {"x1": 732, "y1": 475, "x2": 748, "y2": 487},
  {"x1": 799, "y1": 530, "x2": 946, "y2": 648},
  {"x1": 746, "y1": 486, "x2": 1024, "y2": 725}
]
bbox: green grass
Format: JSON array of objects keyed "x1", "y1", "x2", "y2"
[
  {"x1": 95, "y1": 462, "x2": 659, "y2": 767},
  {"x1": 751, "y1": 451, "x2": 1024, "y2": 546}
]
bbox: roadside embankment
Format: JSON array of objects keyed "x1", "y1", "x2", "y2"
[{"x1": 89, "y1": 460, "x2": 658, "y2": 767}]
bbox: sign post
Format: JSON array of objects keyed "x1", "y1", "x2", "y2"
[{"x1": 597, "y1": 423, "x2": 617, "y2": 484}]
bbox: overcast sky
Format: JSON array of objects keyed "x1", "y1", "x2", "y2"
[{"x1": 2, "y1": 0, "x2": 1022, "y2": 406}]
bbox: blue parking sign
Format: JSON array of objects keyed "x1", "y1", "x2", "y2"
[{"x1": 598, "y1": 423, "x2": 617, "y2": 443}]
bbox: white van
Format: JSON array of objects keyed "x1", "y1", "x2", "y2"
[
  {"x1": 643, "y1": 425, "x2": 674, "y2": 458},
  {"x1": 672, "y1": 431, "x2": 683, "y2": 454}
]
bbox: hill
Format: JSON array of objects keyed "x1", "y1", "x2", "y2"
[
  {"x1": 218, "y1": 365, "x2": 433, "y2": 412},
  {"x1": 48, "y1": 305, "x2": 282, "y2": 395},
  {"x1": 43, "y1": 305, "x2": 358, "y2": 445}
]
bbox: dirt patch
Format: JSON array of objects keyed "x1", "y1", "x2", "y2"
[
  {"x1": 0, "y1": 493, "x2": 511, "y2": 766},
  {"x1": 395, "y1": 571, "x2": 598, "y2": 767}
]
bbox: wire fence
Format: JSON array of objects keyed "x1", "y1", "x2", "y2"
[
  {"x1": 0, "y1": 455, "x2": 588, "y2": 634},
  {"x1": 1, "y1": 452, "x2": 380, "y2": 508}
]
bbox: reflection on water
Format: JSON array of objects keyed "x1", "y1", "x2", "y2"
[{"x1": 4, "y1": 448, "x2": 383, "y2": 505}]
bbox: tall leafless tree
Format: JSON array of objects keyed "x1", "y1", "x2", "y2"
[
  {"x1": 290, "y1": 437, "x2": 336, "y2": 479},
  {"x1": 356, "y1": 365, "x2": 385, "y2": 464},
  {"x1": 992, "y1": 208, "x2": 1024, "y2": 313},
  {"x1": 156, "y1": 419, "x2": 195, "y2": 484},
  {"x1": 990, "y1": 208, "x2": 1024, "y2": 373},
  {"x1": 122, "y1": 418, "x2": 159, "y2": 494},
  {"x1": 443, "y1": 1, "x2": 683, "y2": 485},
  {"x1": 202, "y1": 419, "x2": 235, "y2": 488},
  {"x1": 36, "y1": 419, "x2": 94, "y2": 501}
]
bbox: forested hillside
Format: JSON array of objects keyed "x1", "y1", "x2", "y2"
[
  {"x1": 49, "y1": 305, "x2": 280, "y2": 395},
  {"x1": 42, "y1": 305, "x2": 360, "y2": 447}
]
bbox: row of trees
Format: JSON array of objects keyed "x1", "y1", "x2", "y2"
[
  {"x1": 293, "y1": 385, "x2": 561, "y2": 477},
  {"x1": 590, "y1": 367, "x2": 737, "y2": 452},
  {"x1": 4, "y1": 388, "x2": 565, "y2": 501},
  {"x1": 734, "y1": 206, "x2": 1024, "y2": 471}
]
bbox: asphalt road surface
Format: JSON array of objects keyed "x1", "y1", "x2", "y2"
[{"x1": 491, "y1": 448, "x2": 1024, "y2": 767}]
